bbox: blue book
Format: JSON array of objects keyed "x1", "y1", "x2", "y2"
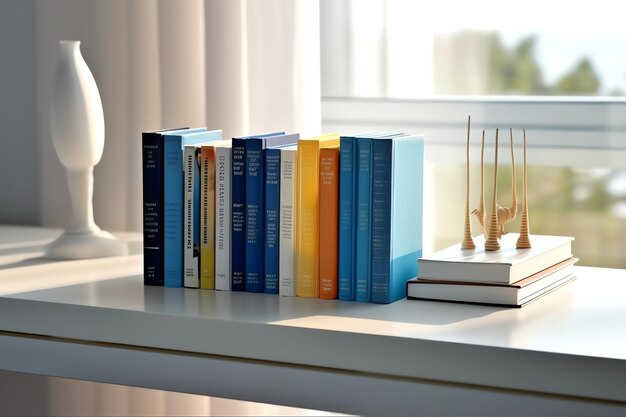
[
  {"x1": 264, "y1": 148, "x2": 281, "y2": 294},
  {"x1": 231, "y1": 132, "x2": 284, "y2": 292},
  {"x1": 162, "y1": 128, "x2": 219, "y2": 288},
  {"x1": 142, "y1": 131, "x2": 166, "y2": 286},
  {"x1": 338, "y1": 136, "x2": 357, "y2": 300},
  {"x1": 371, "y1": 135, "x2": 424, "y2": 303},
  {"x1": 355, "y1": 137, "x2": 373, "y2": 302},
  {"x1": 142, "y1": 127, "x2": 191, "y2": 286},
  {"x1": 245, "y1": 133, "x2": 298, "y2": 293},
  {"x1": 231, "y1": 137, "x2": 247, "y2": 291}
]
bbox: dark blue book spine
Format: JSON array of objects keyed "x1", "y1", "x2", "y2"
[
  {"x1": 231, "y1": 137, "x2": 246, "y2": 291},
  {"x1": 338, "y1": 137, "x2": 356, "y2": 300},
  {"x1": 264, "y1": 148, "x2": 281, "y2": 294},
  {"x1": 142, "y1": 132, "x2": 164, "y2": 286},
  {"x1": 371, "y1": 140, "x2": 393, "y2": 303},
  {"x1": 245, "y1": 138, "x2": 264, "y2": 293},
  {"x1": 355, "y1": 138, "x2": 373, "y2": 302},
  {"x1": 163, "y1": 137, "x2": 183, "y2": 287}
]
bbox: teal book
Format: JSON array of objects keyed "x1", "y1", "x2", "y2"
[
  {"x1": 355, "y1": 137, "x2": 373, "y2": 302},
  {"x1": 162, "y1": 128, "x2": 220, "y2": 288},
  {"x1": 371, "y1": 134, "x2": 424, "y2": 303},
  {"x1": 338, "y1": 136, "x2": 356, "y2": 300},
  {"x1": 353, "y1": 133, "x2": 404, "y2": 302}
]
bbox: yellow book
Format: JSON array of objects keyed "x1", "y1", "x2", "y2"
[
  {"x1": 199, "y1": 139, "x2": 231, "y2": 290},
  {"x1": 296, "y1": 134, "x2": 340, "y2": 297}
]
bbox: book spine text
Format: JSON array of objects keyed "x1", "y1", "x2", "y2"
[
  {"x1": 142, "y1": 133, "x2": 164, "y2": 286},
  {"x1": 231, "y1": 138, "x2": 246, "y2": 291},
  {"x1": 215, "y1": 146, "x2": 232, "y2": 290},
  {"x1": 279, "y1": 148, "x2": 297, "y2": 296},
  {"x1": 264, "y1": 148, "x2": 281, "y2": 294},
  {"x1": 319, "y1": 148, "x2": 339, "y2": 299}
]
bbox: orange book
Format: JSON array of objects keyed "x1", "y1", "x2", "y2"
[
  {"x1": 296, "y1": 134, "x2": 340, "y2": 297},
  {"x1": 319, "y1": 147, "x2": 340, "y2": 299}
]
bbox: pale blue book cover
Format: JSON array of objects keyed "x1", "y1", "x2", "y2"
[
  {"x1": 163, "y1": 128, "x2": 221, "y2": 287},
  {"x1": 371, "y1": 134, "x2": 424, "y2": 303}
]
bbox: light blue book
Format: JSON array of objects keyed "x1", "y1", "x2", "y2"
[
  {"x1": 162, "y1": 128, "x2": 221, "y2": 288},
  {"x1": 371, "y1": 134, "x2": 424, "y2": 303}
]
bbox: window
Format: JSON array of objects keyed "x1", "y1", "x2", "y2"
[
  {"x1": 321, "y1": 0, "x2": 626, "y2": 98},
  {"x1": 320, "y1": 0, "x2": 626, "y2": 268}
]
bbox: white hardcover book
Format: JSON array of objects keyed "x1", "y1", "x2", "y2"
[
  {"x1": 279, "y1": 145, "x2": 298, "y2": 296},
  {"x1": 418, "y1": 234, "x2": 574, "y2": 284},
  {"x1": 215, "y1": 144, "x2": 232, "y2": 290},
  {"x1": 184, "y1": 146, "x2": 200, "y2": 288}
]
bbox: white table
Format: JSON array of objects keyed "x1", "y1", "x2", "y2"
[{"x1": 0, "y1": 225, "x2": 625, "y2": 416}]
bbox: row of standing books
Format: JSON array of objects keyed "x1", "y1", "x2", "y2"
[{"x1": 142, "y1": 128, "x2": 424, "y2": 304}]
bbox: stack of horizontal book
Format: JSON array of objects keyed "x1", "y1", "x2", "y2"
[{"x1": 407, "y1": 234, "x2": 577, "y2": 307}]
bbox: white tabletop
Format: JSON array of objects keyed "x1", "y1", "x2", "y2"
[{"x1": 0, "y1": 225, "x2": 625, "y2": 403}]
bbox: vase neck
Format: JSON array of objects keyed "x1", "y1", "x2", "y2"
[{"x1": 59, "y1": 40, "x2": 81, "y2": 58}]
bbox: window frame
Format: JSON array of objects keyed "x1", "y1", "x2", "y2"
[{"x1": 322, "y1": 96, "x2": 626, "y2": 168}]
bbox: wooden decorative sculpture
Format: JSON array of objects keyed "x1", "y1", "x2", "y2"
[
  {"x1": 516, "y1": 129, "x2": 532, "y2": 248},
  {"x1": 461, "y1": 116, "x2": 476, "y2": 249},
  {"x1": 468, "y1": 126, "x2": 520, "y2": 251}
]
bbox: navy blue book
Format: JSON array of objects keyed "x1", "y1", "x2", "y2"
[
  {"x1": 263, "y1": 137, "x2": 300, "y2": 294},
  {"x1": 245, "y1": 133, "x2": 298, "y2": 293},
  {"x1": 231, "y1": 137, "x2": 247, "y2": 291},
  {"x1": 142, "y1": 128, "x2": 189, "y2": 286},
  {"x1": 338, "y1": 136, "x2": 356, "y2": 300},
  {"x1": 264, "y1": 148, "x2": 281, "y2": 294},
  {"x1": 231, "y1": 132, "x2": 285, "y2": 292}
]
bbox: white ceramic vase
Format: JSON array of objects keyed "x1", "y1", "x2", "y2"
[{"x1": 45, "y1": 40, "x2": 128, "y2": 259}]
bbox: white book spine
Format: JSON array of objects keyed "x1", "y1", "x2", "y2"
[
  {"x1": 279, "y1": 148, "x2": 297, "y2": 296},
  {"x1": 215, "y1": 146, "x2": 232, "y2": 290},
  {"x1": 184, "y1": 146, "x2": 199, "y2": 288}
]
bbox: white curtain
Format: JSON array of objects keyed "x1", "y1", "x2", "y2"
[{"x1": 34, "y1": 0, "x2": 321, "y2": 233}]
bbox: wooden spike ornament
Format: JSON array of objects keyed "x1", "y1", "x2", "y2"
[
  {"x1": 516, "y1": 129, "x2": 532, "y2": 248},
  {"x1": 472, "y1": 130, "x2": 486, "y2": 230},
  {"x1": 461, "y1": 116, "x2": 476, "y2": 249},
  {"x1": 484, "y1": 129, "x2": 501, "y2": 251},
  {"x1": 495, "y1": 128, "x2": 518, "y2": 237}
]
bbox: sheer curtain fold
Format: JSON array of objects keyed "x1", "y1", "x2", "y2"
[{"x1": 37, "y1": 0, "x2": 321, "y2": 233}]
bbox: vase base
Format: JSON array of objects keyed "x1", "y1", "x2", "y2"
[{"x1": 44, "y1": 230, "x2": 129, "y2": 260}]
